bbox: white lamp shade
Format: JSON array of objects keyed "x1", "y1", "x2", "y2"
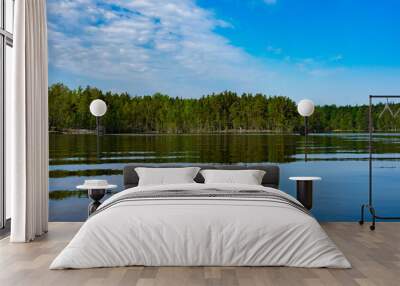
[
  {"x1": 90, "y1": 99, "x2": 107, "y2": 117},
  {"x1": 297, "y1": 99, "x2": 315, "y2": 117}
]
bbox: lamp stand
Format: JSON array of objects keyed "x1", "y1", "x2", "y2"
[
  {"x1": 96, "y1": 116, "x2": 100, "y2": 136},
  {"x1": 304, "y1": 116, "x2": 308, "y2": 162},
  {"x1": 96, "y1": 116, "x2": 100, "y2": 158}
]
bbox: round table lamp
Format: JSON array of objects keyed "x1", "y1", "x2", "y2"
[
  {"x1": 90, "y1": 99, "x2": 107, "y2": 117},
  {"x1": 297, "y1": 99, "x2": 315, "y2": 161},
  {"x1": 90, "y1": 99, "x2": 107, "y2": 136},
  {"x1": 297, "y1": 99, "x2": 315, "y2": 117}
]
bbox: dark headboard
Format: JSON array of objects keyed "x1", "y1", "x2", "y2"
[{"x1": 123, "y1": 164, "x2": 280, "y2": 189}]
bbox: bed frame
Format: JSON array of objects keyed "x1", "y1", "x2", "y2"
[{"x1": 123, "y1": 164, "x2": 280, "y2": 189}]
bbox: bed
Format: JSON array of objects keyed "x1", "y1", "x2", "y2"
[{"x1": 50, "y1": 164, "x2": 350, "y2": 269}]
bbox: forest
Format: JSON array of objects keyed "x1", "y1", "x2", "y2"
[{"x1": 49, "y1": 83, "x2": 400, "y2": 133}]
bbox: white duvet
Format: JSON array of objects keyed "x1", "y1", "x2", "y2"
[{"x1": 50, "y1": 183, "x2": 351, "y2": 269}]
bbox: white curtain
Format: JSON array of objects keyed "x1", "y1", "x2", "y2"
[{"x1": 8, "y1": 0, "x2": 49, "y2": 242}]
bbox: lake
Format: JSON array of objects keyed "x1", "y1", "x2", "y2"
[{"x1": 49, "y1": 133, "x2": 400, "y2": 222}]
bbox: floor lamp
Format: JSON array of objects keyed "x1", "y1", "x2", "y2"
[
  {"x1": 90, "y1": 99, "x2": 107, "y2": 157},
  {"x1": 297, "y1": 99, "x2": 315, "y2": 161}
]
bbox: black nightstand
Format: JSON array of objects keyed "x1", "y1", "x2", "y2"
[
  {"x1": 87, "y1": 189, "x2": 106, "y2": 215},
  {"x1": 289, "y1": 177, "x2": 321, "y2": 210},
  {"x1": 77, "y1": 180, "x2": 117, "y2": 216}
]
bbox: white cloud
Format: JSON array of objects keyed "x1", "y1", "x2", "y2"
[
  {"x1": 330, "y1": 54, "x2": 344, "y2": 62},
  {"x1": 47, "y1": 0, "x2": 400, "y2": 105},
  {"x1": 48, "y1": 0, "x2": 277, "y2": 96},
  {"x1": 267, "y1": 45, "x2": 282, "y2": 55}
]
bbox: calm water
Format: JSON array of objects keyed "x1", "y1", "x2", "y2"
[{"x1": 49, "y1": 133, "x2": 400, "y2": 222}]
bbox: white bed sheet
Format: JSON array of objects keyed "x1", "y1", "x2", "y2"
[{"x1": 50, "y1": 183, "x2": 350, "y2": 269}]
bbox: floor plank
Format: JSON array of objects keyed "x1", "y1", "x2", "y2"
[{"x1": 0, "y1": 222, "x2": 399, "y2": 286}]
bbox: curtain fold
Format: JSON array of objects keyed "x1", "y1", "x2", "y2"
[{"x1": 9, "y1": 0, "x2": 49, "y2": 242}]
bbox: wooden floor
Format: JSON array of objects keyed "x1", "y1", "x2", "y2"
[{"x1": 0, "y1": 222, "x2": 399, "y2": 286}]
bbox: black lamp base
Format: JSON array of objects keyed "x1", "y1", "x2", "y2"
[{"x1": 87, "y1": 189, "x2": 106, "y2": 216}]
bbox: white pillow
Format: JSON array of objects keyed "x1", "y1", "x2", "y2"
[
  {"x1": 135, "y1": 167, "x2": 201, "y2": 186},
  {"x1": 200, "y1": 169, "x2": 266, "y2": 185}
]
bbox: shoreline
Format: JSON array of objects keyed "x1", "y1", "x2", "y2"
[
  {"x1": 49, "y1": 129, "x2": 395, "y2": 135},
  {"x1": 50, "y1": 129, "x2": 296, "y2": 135}
]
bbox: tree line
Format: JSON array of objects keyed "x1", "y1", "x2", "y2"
[{"x1": 49, "y1": 83, "x2": 400, "y2": 133}]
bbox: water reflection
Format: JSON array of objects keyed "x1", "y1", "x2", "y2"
[
  {"x1": 49, "y1": 133, "x2": 400, "y2": 222},
  {"x1": 49, "y1": 190, "x2": 117, "y2": 200},
  {"x1": 50, "y1": 169, "x2": 121, "y2": 178},
  {"x1": 49, "y1": 190, "x2": 88, "y2": 200}
]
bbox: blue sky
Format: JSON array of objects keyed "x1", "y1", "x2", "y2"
[{"x1": 48, "y1": 0, "x2": 400, "y2": 105}]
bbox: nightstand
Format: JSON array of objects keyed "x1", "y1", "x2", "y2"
[
  {"x1": 289, "y1": 177, "x2": 321, "y2": 210},
  {"x1": 77, "y1": 180, "x2": 117, "y2": 216}
]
